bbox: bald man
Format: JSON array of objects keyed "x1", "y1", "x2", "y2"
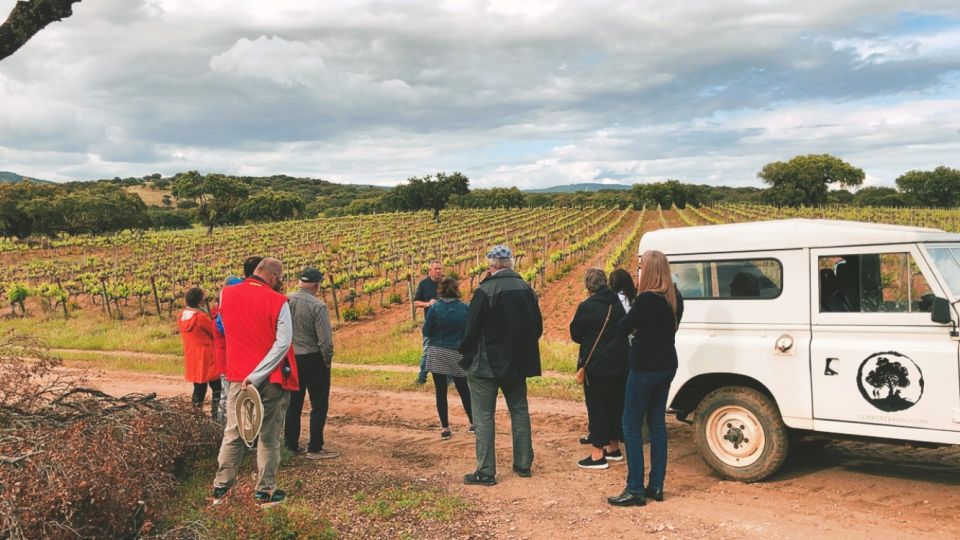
[{"x1": 212, "y1": 257, "x2": 300, "y2": 507}]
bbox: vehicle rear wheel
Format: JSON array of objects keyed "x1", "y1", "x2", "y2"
[{"x1": 694, "y1": 386, "x2": 789, "y2": 482}]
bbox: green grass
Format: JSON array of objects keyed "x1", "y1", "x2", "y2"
[
  {"x1": 156, "y1": 445, "x2": 473, "y2": 539},
  {"x1": 9, "y1": 313, "x2": 583, "y2": 400},
  {"x1": 332, "y1": 367, "x2": 433, "y2": 393},
  {"x1": 1, "y1": 311, "x2": 180, "y2": 354},
  {"x1": 57, "y1": 349, "x2": 182, "y2": 375},
  {"x1": 336, "y1": 321, "x2": 422, "y2": 366},
  {"x1": 156, "y1": 455, "x2": 337, "y2": 540},
  {"x1": 540, "y1": 340, "x2": 577, "y2": 373},
  {"x1": 332, "y1": 367, "x2": 582, "y2": 401},
  {"x1": 356, "y1": 485, "x2": 470, "y2": 521}
]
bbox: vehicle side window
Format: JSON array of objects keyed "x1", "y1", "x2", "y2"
[
  {"x1": 818, "y1": 253, "x2": 933, "y2": 313},
  {"x1": 672, "y1": 259, "x2": 783, "y2": 300}
]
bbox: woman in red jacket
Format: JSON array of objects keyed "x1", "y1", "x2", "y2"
[{"x1": 178, "y1": 287, "x2": 221, "y2": 416}]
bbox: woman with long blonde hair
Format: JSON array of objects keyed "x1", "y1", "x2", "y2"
[{"x1": 607, "y1": 250, "x2": 684, "y2": 507}]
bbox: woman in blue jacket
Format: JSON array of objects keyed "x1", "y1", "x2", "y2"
[{"x1": 423, "y1": 277, "x2": 474, "y2": 438}]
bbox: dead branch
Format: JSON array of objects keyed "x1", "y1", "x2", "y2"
[{"x1": 0, "y1": 0, "x2": 83, "y2": 62}]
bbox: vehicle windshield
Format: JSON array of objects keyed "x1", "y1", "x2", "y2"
[{"x1": 927, "y1": 246, "x2": 960, "y2": 300}]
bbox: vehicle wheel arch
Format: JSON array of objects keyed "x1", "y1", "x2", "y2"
[{"x1": 671, "y1": 373, "x2": 778, "y2": 420}]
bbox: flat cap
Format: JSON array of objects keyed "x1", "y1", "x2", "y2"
[
  {"x1": 486, "y1": 245, "x2": 512, "y2": 259},
  {"x1": 299, "y1": 267, "x2": 324, "y2": 283}
]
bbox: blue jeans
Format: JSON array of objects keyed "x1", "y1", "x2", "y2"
[
  {"x1": 622, "y1": 368, "x2": 676, "y2": 494},
  {"x1": 418, "y1": 336, "x2": 429, "y2": 382}
]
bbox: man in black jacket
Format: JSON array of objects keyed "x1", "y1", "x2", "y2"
[{"x1": 459, "y1": 245, "x2": 542, "y2": 486}]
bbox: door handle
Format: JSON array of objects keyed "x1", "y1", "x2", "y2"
[{"x1": 824, "y1": 358, "x2": 839, "y2": 376}]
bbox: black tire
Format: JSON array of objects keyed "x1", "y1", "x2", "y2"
[{"x1": 693, "y1": 386, "x2": 789, "y2": 483}]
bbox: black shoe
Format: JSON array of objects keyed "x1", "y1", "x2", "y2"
[
  {"x1": 603, "y1": 448, "x2": 624, "y2": 461},
  {"x1": 512, "y1": 464, "x2": 532, "y2": 477},
  {"x1": 644, "y1": 487, "x2": 664, "y2": 502},
  {"x1": 577, "y1": 455, "x2": 609, "y2": 470},
  {"x1": 254, "y1": 489, "x2": 286, "y2": 507},
  {"x1": 463, "y1": 472, "x2": 496, "y2": 486},
  {"x1": 579, "y1": 436, "x2": 591, "y2": 445},
  {"x1": 607, "y1": 489, "x2": 646, "y2": 507},
  {"x1": 212, "y1": 486, "x2": 229, "y2": 504}
]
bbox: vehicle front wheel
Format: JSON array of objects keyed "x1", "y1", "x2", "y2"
[{"x1": 693, "y1": 386, "x2": 789, "y2": 482}]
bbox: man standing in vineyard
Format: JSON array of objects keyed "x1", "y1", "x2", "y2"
[
  {"x1": 459, "y1": 246, "x2": 543, "y2": 486},
  {"x1": 284, "y1": 267, "x2": 338, "y2": 460},
  {"x1": 414, "y1": 260, "x2": 444, "y2": 384},
  {"x1": 212, "y1": 257, "x2": 300, "y2": 506}
]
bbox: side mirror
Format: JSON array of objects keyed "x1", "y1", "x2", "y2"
[{"x1": 932, "y1": 297, "x2": 953, "y2": 325}]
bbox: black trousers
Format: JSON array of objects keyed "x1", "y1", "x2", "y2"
[
  {"x1": 432, "y1": 373, "x2": 473, "y2": 428},
  {"x1": 284, "y1": 353, "x2": 331, "y2": 452},
  {"x1": 584, "y1": 372, "x2": 626, "y2": 448},
  {"x1": 192, "y1": 379, "x2": 222, "y2": 416}
]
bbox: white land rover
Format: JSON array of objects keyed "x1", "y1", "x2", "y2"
[{"x1": 639, "y1": 218, "x2": 960, "y2": 482}]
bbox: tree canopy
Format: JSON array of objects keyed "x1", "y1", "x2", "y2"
[
  {"x1": 0, "y1": 181, "x2": 150, "y2": 239},
  {"x1": 450, "y1": 187, "x2": 526, "y2": 209},
  {"x1": 383, "y1": 172, "x2": 470, "y2": 221},
  {"x1": 758, "y1": 154, "x2": 864, "y2": 207},
  {"x1": 171, "y1": 171, "x2": 250, "y2": 234},
  {"x1": 895, "y1": 166, "x2": 960, "y2": 208},
  {"x1": 240, "y1": 189, "x2": 306, "y2": 222},
  {"x1": 0, "y1": 181, "x2": 62, "y2": 239},
  {"x1": 852, "y1": 186, "x2": 906, "y2": 207}
]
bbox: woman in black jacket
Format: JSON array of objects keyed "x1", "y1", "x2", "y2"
[
  {"x1": 608, "y1": 268, "x2": 637, "y2": 313},
  {"x1": 608, "y1": 250, "x2": 684, "y2": 507},
  {"x1": 569, "y1": 268, "x2": 629, "y2": 470}
]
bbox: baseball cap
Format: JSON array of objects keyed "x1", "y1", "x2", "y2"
[{"x1": 299, "y1": 267, "x2": 324, "y2": 283}]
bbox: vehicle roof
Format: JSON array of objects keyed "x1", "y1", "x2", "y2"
[{"x1": 639, "y1": 218, "x2": 960, "y2": 255}]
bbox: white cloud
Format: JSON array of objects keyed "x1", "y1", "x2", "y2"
[
  {"x1": 210, "y1": 36, "x2": 327, "y2": 87},
  {"x1": 830, "y1": 29, "x2": 960, "y2": 65},
  {"x1": 0, "y1": 0, "x2": 958, "y2": 188}
]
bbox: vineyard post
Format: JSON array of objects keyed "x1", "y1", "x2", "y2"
[
  {"x1": 149, "y1": 276, "x2": 162, "y2": 318},
  {"x1": 407, "y1": 278, "x2": 416, "y2": 323},
  {"x1": 329, "y1": 273, "x2": 341, "y2": 322},
  {"x1": 168, "y1": 280, "x2": 176, "y2": 317},
  {"x1": 540, "y1": 233, "x2": 548, "y2": 289},
  {"x1": 55, "y1": 277, "x2": 69, "y2": 319},
  {"x1": 100, "y1": 278, "x2": 113, "y2": 319}
]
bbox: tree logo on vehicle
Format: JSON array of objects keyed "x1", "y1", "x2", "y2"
[{"x1": 856, "y1": 351, "x2": 924, "y2": 412}]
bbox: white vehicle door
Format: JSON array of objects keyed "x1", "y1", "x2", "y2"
[{"x1": 810, "y1": 244, "x2": 960, "y2": 439}]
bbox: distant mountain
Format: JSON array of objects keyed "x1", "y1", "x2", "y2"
[
  {"x1": 525, "y1": 182, "x2": 632, "y2": 193},
  {"x1": 0, "y1": 171, "x2": 54, "y2": 184}
]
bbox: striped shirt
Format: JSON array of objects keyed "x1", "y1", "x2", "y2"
[{"x1": 287, "y1": 288, "x2": 334, "y2": 363}]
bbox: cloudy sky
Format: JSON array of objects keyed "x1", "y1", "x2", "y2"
[{"x1": 1, "y1": 0, "x2": 959, "y2": 189}]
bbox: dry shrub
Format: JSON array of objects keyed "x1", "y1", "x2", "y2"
[{"x1": 0, "y1": 332, "x2": 221, "y2": 539}]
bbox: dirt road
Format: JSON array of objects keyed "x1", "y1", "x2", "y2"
[{"x1": 86, "y1": 368, "x2": 960, "y2": 539}]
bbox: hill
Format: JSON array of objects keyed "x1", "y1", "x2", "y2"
[
  {"x1": 525, "y1": 183, "x2": 631, "y2": 193},
  {"x1": 0, "y1": 171, "x2": 54, "y2": 184}
]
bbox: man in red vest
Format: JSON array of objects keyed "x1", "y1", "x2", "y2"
[{"x1": 212, "y1": 257, "x2": 300, "y2": 506}]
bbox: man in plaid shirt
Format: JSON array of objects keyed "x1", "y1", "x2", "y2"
[{"x1": 284, "y1": 267, "x2": 338, "y2": 459}]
